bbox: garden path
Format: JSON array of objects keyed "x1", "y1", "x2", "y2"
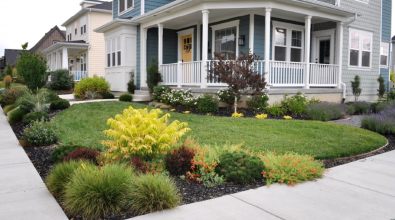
[
  {"x1": 130, "y1": 150, "x2": 395, "y2": 220},
  {"x1": 0, "y1": 108, "x2": 68, "y2": 220},
  {"x1": 330, "y1": 115, "x2": 365, "y2": 128}
]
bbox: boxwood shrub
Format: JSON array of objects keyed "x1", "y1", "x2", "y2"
[
  {"x1": 22, "y1": 111, "x2": 49, "y2": 125},
  {"x1": 50, "y1": 99, "x2": 70, "y2": 110},
  {"x1": 119, "y1": 94, "x2": 133, "y2": 102}
]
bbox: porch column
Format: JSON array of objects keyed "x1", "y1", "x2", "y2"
[
  {"x1": 304, "y1": 15, "x2": 312, "y2": 89},
  {"x1": 249, "y1": 13, "x2": 254, "y2": 54},
  {"x1": 158, "y1": 23, "x2": 164, "y2": 67},
  {"x1": 264, "y1": 8, "x2": 271, "y2": 86},
  {"x1": 201, "y1": 9, "x2": 209, "y2": 89},
  {"x1": 56, "y1": 50, "x2": 61, "y2": 70},
  {"x1": 62, "y1": 47, "x2": 68, "y2": 69},
  {"x1": 197, "y1": 21, "x2": 201, "y2": 61},
  {"x1": 336, "y1": 22, "x2": 344, "y2": 89},
  {"x1": 140, "y1": 27, "x2": 148, "y2": 89}
]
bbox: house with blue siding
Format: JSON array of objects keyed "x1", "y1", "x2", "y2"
[{"x1": 95, "y1": 0, "x2": 392, "y2": 102}]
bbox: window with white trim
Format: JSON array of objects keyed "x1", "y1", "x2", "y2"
[
  {"x1": 80, "y1": 53, "x2": 87, "y2": 71},
  {"x1": 67, "y1": 26, "x2": 72, "y2": 41},
  {"x1": 80, "y1": 16, "x2": 86, "y2": 35},
  {"x1": 117, "y1": 36, "x2": 121, "y2": 66},
  {"x1": 106, "y1": 39, "x2": 111, "y2": 67},
  {"x1": 380, "y1": 42, "x2": 389, "y2": 67},
  {"x1": 272, "y1": 22, "x2": 304, "y2": 62},
  {"x1": 106, "y1": 37, "x2": 122, "y2": 67},
  {"x1": 211, "y1": 20, "x2": 239, "y2": 60},
  {"x1": 119, "y1": 0, "x2": 134, "y2": 14},
  {"x1": 75, "y1": 22, "x2": 78, "y2": 35},
  {"x1": 112, "y1": 38, "x2": 116, "y2": 66},
  {"x1": 349, "y1": 28, "x2": 372, "y2": 68}
]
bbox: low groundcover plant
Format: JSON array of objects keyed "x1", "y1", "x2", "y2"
[{"x1": 23, "y1": 117, "x2": 59, "y2": 146}]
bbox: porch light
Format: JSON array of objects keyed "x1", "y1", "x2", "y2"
[
  {"x1": 76, "y1": 58, "x2": 80, "y2": 63},
  {"x1": 70, "y1": 59, "x2": 74, "y2": 64},
  {"x1": 238, "y1": 35, "x2": 245, "y2": 46}
]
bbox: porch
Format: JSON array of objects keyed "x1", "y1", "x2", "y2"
[
  {"x1": 42, "y1": 41, "x2": 90, "y2": 81},
  {"x1": 137, "y1": 0, "x2": 357, "y2": 91}
]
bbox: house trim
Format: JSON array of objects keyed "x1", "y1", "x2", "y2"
[
  {"x1": 177, "y1": 28, "x2": 195, "y2": 61},
  {"x1": 347, "y1": 27, "x2": 373, "y2": 70}
]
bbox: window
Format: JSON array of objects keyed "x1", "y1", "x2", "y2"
[
  {"x1": 67, "y1": 26, "x2": 72, "y2": 41},
  {"x1": 75, "y1": 22, "x2": 78, "y2": 35},
  {"x1": 112, "y1": 38, "x2": 116, "y2": 66},
  {"x1": 106, "y1": 40, "x2": 111, "y2": 67},
  {"x1": 211, "y1": 20, "x2": 239, "y2": 60},
  {"x1": 117, "y1": 36, "x2": 121, "y2": 66},
  {"x1": 272, "y1": 21, "x2": 304, "y2": 62},
  {"x1": 349, "y1": 28, "x2": 372, "y2": 68},
  {"x1": 80, "y1": 53, "x2": 86, "y2": 71},
  {"x1": 356, "y1": 0, "x2": 369, "y2": 3},
  {"x1": 80, "y1": 16, "x2": 86, "y2": 35},
  {"x1": 119, "y1": 0, "x2": 134, "y2": 14},
  {"x1": 380, "y1": 42, "x2": 389, "y2": 67}
]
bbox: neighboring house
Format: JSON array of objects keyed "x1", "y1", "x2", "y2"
[
  {"x1": 95, "y1": 0, "x2": 392, "y2": 102},
  {"x1": 391, "y1": 35, "x2": 395, "y2": 74},
  {"x1": 0, "y1": 49, "x2": 23, "y2": 69},
  {"x1": 30, "y1": 26, "x2": 66, "y2": 54},
  {"x1": 43, "y1": 0, "x2": 112, "y2": 80}
]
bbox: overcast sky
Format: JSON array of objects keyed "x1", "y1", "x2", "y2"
[{"x1": 0, "y1": 0, "x2": 395, "y2": 57}]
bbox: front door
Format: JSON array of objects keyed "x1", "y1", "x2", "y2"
[
  {"x1": 317, "y1": 36, "x2": 331, "y2": 64},
  {"x1": 181, "y1": 35, "x2": 192, "y2": 62}
]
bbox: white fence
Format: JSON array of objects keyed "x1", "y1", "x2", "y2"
[
  {"x1": 268, "y1": 61, "x2": 305, "y2": 86},
  {"x1": 70, "y1": 71, "x2": 88, "y2": 81},
  {"x1": 309, "y1": 63, "x2": 338, "y2": 87},
  {"x1": 161, "y1": 61, "x2": 201, "y2": 86}
]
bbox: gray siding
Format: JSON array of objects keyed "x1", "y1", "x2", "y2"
[
  {"x1": 380, "y1": 0, "x2": 392, "y2": 91},
  {"x1": 145, "y1": 0, "x2": 175, "y2": 13},
  {"x1": 147, "y1": 28, "x2": 158, "y2": 68},
  {"x1": 113, "y1": 0, "x2": 141, "y2": 19},
  {"x1": 341, "y1": 0, "x2": 382, "y2": 96},
  {"x1": 163, "y1": 29, "x2": 178, "y2": 64}
]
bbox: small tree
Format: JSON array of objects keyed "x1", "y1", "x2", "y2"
[
  {"x1": 5, "y1": 61, "x2": 12, "y2": 76},
  {"x1": 127, "y1": 70, "x2": 137, "y2": 94},
  {"x1": 16, "y1": 43, "x2": 49, "y2": 93},
  {"x1": 351, "y1": 75, "x2": 362, "y2": 102},
  {"x1": 208, "y1": 51, "x2": 267, "y2": 113},
  {"x1": 146, "y1": 57, "x2": 162, "y2": 94},
  {"x1": 377, "y1": 76, "x2": 385, "y2": 99}
]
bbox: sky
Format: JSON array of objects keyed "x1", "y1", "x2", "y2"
[{"x1": 0, "y1": 0, "x2": 395, "y2": 57}]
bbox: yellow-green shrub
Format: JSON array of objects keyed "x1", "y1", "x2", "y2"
[
  {"x1": 74, "y1": 76, "x2": 110, "y2": 99},
  {"x1": 262, "y1": 152, "x2": 326, "y2": 186},
  {"x1": 3, "y1": 75, "x2": 12, "y2": 89},
  {"x1": 102, "y1": 107, "x2": 191, "y2": 159}
]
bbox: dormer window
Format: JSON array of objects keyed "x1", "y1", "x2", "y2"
[
  {"x1": 119, "y1": 0, "x2": 134, "y2": 15},
  {"x1": 75, "y1": 22, "x2": 78, "y2": 35},
  {"x1": 80, "y1": 16, "x2": 87, "y2": 35}
]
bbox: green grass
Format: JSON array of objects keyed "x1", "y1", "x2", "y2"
[{"x1": 54, "y1": 101, "x2": 387, "y2": 160}]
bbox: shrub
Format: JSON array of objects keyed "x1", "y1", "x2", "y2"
[
  {"x1": 50, "y1": 99, "x2": 70, "y2": 110},
  {"x1": 266, "y1": 103, "x2": 287, "y2": 117},
  {"x1": 101, "y1": 92, "x2": 114, "y2": 99},
  {"x1": 63, "y1": 148, "x2": 100, "y2": 164},
  {"x1": 247, "y1": 93, "x2": 269, "y2": 112},
  {"x1": 362, "y1": 103, "x2": 395, "y2": 134},
  {"x1": 351, "y1": 75, "x2": 362, "y2": 102},
  {"x1": 16, "y1": 89, "x2": 49, "y2": 113},
  {"x1": 23, "y1": 118, "x2": 59, "y2": 146},
  {"x1": 128, "y1": 155, "x2": 149, "y2": 174},
  {"x1": 231, "y1": 112, "x2": 243, "y2": 118},
  {"x1": 388, "y1": 90, "x2": 395, "y2": 101},
  {"x1": 255, "y1": 113, "x2": 268, "y2": 119},
  {"x1": 353, "y1": 101, "x2": 370, "y2": 114},
  {"x1": 46, "y1": 92, "x2": 61, "y2": 102},
  {"x1": 208, "y1": 51, "x2": 267, "y2": 113},
  {"x1": 17, "y1": 43, "x2": 50, "y2": 92},
  {"x1": 127, "y1": 173, "x2": 181, "y2": 215},
  {"x1": 3, "y1": 104, "x2": 17, "y2": 115},
  {"x1": 3, "y1": 75, "x2": 11, "y2": 89},
  {"x1": 216, "y1": 150, "x2": 264, "y2": 184},
  {"x1": 5, "y1": 61, "x2": 12, "y2": 76},
  {"x1": 165, "y1": 146, "x2": 196, "y2": 175},
  {"x1": 146, "y1": 57, "x2": 162, "y2": 94},
  {"x1": 127, "y1": 71, "x2": 137, "y2": 94},
  {"x1": 64, "y1": 163, "x2": 134, "y2": 219},
  {"x1": 48, "y1": 69, "x2": 74, "y2": 90},
  {"x1": 102, "y1": 107, "x2": 191, "y2": 159},
  {"x1": 196, "y1": 93, "x2": 219, "y2": 112},
  {"x1": 153, "y1": 86, "x2": 171, "y2": 102},
  {"x1": 74, "y1": 76, "x2": 110, "y2": 99},
  {"x1": 377, "y1": 76, "x2": 385, "y2": 99},
  {"x1": 160, "y1": 89, "x2": 195, "y2": 106},
  {"x1": 46, "y1": 160, "x2": 89, "y2": 197},
  {"x1": 8, "y1": 108, "x2": 25, "y2": 123},
  {"x1": 306, "y1": 102, "x2": 347, "y2": 121},
  {"x1": 22, "y1": 111, "x2": 49, "y2": 125},
  {"x1": 50, "y1": 144, "x2": 88, "y2": 164},
  {"x1": 2, "y1": 87, "x2": 26, "y2": 105},
  {"x1": 262, "y1": 152, "x2": 326, "y2": 186},
  {"x1": 376, "y1": 100, "x2": 395, "y2": 113},
  {"x1": 345, "y1": 104, "x2": 355, "y2": 115},
  {"x1": 119, "y1": 94, "x2": 133, "y2": 102},
  {"x1": 217, "y1": 89, "x2": 241, "y2": 107},
  {"x1": 281, "y1": 92, "x2": 308, "y2": 115}
]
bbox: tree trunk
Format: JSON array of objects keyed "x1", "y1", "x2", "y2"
[{"x1": 234, "y1": 95, "x2": 238, "y2": 113}]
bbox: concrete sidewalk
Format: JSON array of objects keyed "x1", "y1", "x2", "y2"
[
  {"x1": 131, "y1": 150, "x2": 395, "y2": 220},
  {"x1": 0, "y1": 108, "x2": 68, "y2": 220}
]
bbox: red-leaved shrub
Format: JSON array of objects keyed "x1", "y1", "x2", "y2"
[
  {"x1": 165, "y1": 146, "x2": 196, "y2": 175},
  {"x1": 128, "y1": 155, "x2": 149, "y2": 174},
  {"x1": 63, "y1": 148, "x2": 100, "y2": 164}
]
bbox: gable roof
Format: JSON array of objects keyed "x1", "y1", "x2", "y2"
[
  {"x1": 87, "y1": 1, "x2": 112, "y2": 10},
  {"x1": 30, "y1": 26, "x2": 66, "y2": 53},
  {"x1": 62, "y1": 1, "x2": 112, "y2": 27},
  {"x1": 3, "y1": 49, "x2": 24, "y2": 66}
]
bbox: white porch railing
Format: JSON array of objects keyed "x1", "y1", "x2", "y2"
[
  {"x1": 70, "y1": 71, "x2": 88, "y2": 81},
  {"x1": 269, "y1": 61, "x2": 305, "y2": 86},
  {"x1": 161, "y1": 63, "x2": 178, "y2": 85},
  {"x1": 309, "y1": 63, "x2": 338, "y2": 87},
  {"x1": 161, "y1": 61, "x2": 202, "y2": 86}
]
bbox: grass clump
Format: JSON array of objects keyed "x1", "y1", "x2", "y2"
[
  {"x1": 64, "y1": 163, "x2": 134, "y2": 219},
  {"x1": 127, "y1": 173, "x2": 181, "y2": 215},
  {"x1": 8, "y1": 108, "x2": 25, "y2": 123},
  {"x1": 3, "y1": 104, "x2": 17, "y2": 115},
  {"x1": 119, "y1": 94, "x2": 133, "y2": 102},
  {"x1": 22, "y1": 111, "x2": 49, "y2": 125},
  {"x1": 262, "y1": 152, "x2": 326, "y2": 186}
]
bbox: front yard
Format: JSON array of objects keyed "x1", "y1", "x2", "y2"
[{"x1": 54, "y1": 101, "x2": 386, "y2": 160}]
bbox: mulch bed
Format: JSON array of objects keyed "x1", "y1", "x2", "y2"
[{"x1": 5, "y1": 103, "x2": 395, "y2": 220}]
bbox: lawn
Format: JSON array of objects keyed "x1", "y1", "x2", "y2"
[{"x1": 54, "y1": 101, "x2": 387, "y2": 160}]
